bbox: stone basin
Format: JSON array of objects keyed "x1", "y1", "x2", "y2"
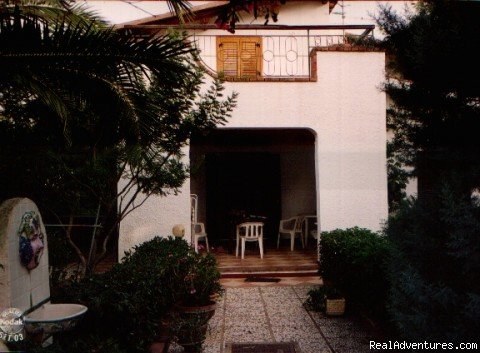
[{"x1": 24, "y1": 304, "x2": 88, "y2": 336}]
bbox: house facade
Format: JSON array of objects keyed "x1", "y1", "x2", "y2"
[{"x1": 83, "y1": 1, "x2": 413, "y2": 257}]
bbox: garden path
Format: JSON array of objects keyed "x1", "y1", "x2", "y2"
[{"x1": 169, "y1": 285, "x2": 379, "y2": 353}]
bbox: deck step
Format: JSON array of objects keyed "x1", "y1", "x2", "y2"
[{"x1": 221, "y1": 270, "x2": 318, "y2": 278}]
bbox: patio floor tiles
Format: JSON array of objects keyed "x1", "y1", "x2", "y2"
[
  {"x1": 292, "y1": 285, "x2": 314, "y2": 299},
  {"x1": 224, "y1": 324, "x2": 273, "y2": 342},
  {"x1": 169, "y1": 286, "x2": 376, "y2": 353},
  {"x1": 298, "y1": 341, "x2": 333, "y2": 353}
]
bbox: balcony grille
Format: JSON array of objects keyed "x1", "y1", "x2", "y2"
[{"x1": 191, "y1": 30, "x2": 370, "y2": 80}]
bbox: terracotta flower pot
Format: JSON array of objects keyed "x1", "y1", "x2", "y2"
[
  {"x1": 175, "y1": 300, "x2": 217, "y2": 321},
  {"x1": 154, "y1": 319, "x2": 172, "y2": 353},
  {"x1": 174, "y1": 301, "x2": 217, "y2": 352}
]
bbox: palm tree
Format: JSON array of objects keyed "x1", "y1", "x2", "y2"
[
  {"x1": 0, "y1": 0, "x2": 238, "y2": 274},
  {"x1": 0, "y1": 0, "x2": 196, "y2": 140}
]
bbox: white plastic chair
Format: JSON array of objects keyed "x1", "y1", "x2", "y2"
[
  {"x1": 192, "y1": 222, "x2": 209, "y2": 253},
  {"x1": 236, "y1": 222, "x2": 264, "y2": 259},
  {"x1": 302, "y1": 215, "x2": 318, "y2": 246},
  {"x1": 277, "y1": 216, "x2": 305, "y2": 251}
]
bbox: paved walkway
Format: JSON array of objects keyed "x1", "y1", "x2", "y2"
[{"x1": 169, "y1": 285, "x2": 377, "y2": 353}]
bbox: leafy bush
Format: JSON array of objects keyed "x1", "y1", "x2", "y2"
[
  {"x1": 386, "y1": 192, "x2": 480, "y2": 343},
  {"x1": 320, "y1": 227, "x2": 392, "y2": 319},
  {"x1": 304, "y1": 288, "x2": 326, "y2": 312},
  {"x1": 304, "y1": 286, "x2": 343, "y2": 312},
  {"x1": 50, "y1": 236, "x2": 222, "y2": 353}
]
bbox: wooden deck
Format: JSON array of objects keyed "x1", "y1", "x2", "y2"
[
  {"x1": 212, "y1": 246, "x2": 318, "y2": 276},
  {"x1": 94, "y1": 245, "x2": 319, "y2": 278}
]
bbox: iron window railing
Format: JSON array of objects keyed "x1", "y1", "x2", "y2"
[{"x1": 191, "y1": 29, "x2": 373, "y2": 80}]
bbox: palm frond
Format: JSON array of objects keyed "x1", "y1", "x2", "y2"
[{"x1": 166, "y1": 0, "x2": 193, "y2": 23}]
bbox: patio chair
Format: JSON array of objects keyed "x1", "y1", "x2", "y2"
[
  {"x1": 236, "y1": 222, "x2": 264, "y2": 259},
  {"x1": 302, "y1": 215, "x2": 318, "y2": 246},
  {"x1": 192, "y1": 222, "x2": 209, "y2": 253},
  {"x1": 277, "y1": 216, "x2": 305, "y2": 251}
]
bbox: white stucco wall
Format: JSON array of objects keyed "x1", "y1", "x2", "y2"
[
  {"x1": 117, "y1": 179, "x2": 191, "y2": 259},
  {"x1": 280, "y1": 147, "x2": 317, "y2": 218},
  {"x1": 222, "y1": 51, "x2": 388, "y2": 231},
  {"x1": 118, "y1": 49, "x2": 387, "y2": 257},
  {"x1": 107, "y1": 1, "x2": 393, "y2": 256}
]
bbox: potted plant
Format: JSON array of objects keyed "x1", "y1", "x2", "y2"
[
  {"x1": 171, "y1": 251, "x2": 223, "y2": 352},
  {"x1": 305, "y1": 285, "x2": 346, "y2": 316},
  {"x1": 324, "y1": 286, "x2": 346, "y2": 316}
]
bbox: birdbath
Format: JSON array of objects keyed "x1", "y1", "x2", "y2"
[{"x1": 0, "y1": 198, "x2": 87, "y2": 347}]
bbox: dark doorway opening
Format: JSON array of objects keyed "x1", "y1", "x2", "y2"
[{"x1": 206, "y1": 152, "x2": 281, "y2": 249}]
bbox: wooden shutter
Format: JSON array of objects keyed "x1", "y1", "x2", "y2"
[{"x1": 217, "y1": 37, "x2": 262, "y2": 79}]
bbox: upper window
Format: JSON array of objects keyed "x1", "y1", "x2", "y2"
[{"x1": 216, "y1": 36, "x2": 262, "y2": 79}]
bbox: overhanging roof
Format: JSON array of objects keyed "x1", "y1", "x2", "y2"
[{"x1": 115, "y1": 0, "x2": 332, "y2": 29}]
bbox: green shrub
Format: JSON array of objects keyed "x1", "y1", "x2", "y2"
[
  {"x1": 304, "y1": 286, "x2": 343, "y2": 312},
  {"x1": 51, "y1": 236, "x2": 222, "y2": 353},
  {"x1": 386, "y1": 193, "x2": 480, "y2": 343},
  {"x1": 320, "y1": 227, "x2": 392, "y2": 319},
  {"x1": 304, "y1": 287, "x2": 327, "y2": 312}
]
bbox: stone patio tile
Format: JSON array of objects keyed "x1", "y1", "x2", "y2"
[
  {"x1": 272, "y1": 323, "x2": 324, "y2": 342},
  {"x1": 170, "y1": 341, "x2": 223, "y2": 353},
  {"x1": 264, "y1": 298, "x2": 304, "y2": 308},
  {"x1": 226, "y1": 287, "x2": 261, "y2": 298},
  {"x1": 293, "y1": 285, "x2": 319, "y2": 300},
  {"x1": 202, "y1": 341, "x2": 222, "y2": 353},
  {"x1": 311, "y1": 312, "x2": 355, "y2": 327},
  {"x1": 267, "y1": 312, "x2": 313, "y2": 326},
  {"x1": 209, "y1": 310, "x2": 224, "y2": 325},
  {"x1": 205, "y1": 323, "x2": 223, "y2": 341},
  {"x1": 328, "y1": 337, "x2": 372, "y2": 353},
  {"x1": 265, "y1": 305, "x2": 306, "y2": 317},
  {"x1": 202, "y1": 343, "x2": 222, "y2": 353},
  {"x1": 172, "y1": 286, "x2": 381, "y2": 353},
  {"x1": 224, "y1": 313, "x2": 268, "y2": 326},
  {"x1": 225, "y1": 301, "x2": 264, "y2": 312},
  {"x1": 297, "y1": 340, "x2": 333, "y2": 353},
  {"x1": 224, "y1": 323, "x2": 272, "y2": 342},
  {"x1": 319, "y1": 322, "x2": 373, "y2": 340},
  {"x1": 260, "y1": 286, "x2": 298, "y2": 297}
]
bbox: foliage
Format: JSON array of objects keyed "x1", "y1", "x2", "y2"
[
  {"x1": 377, "y1": 0, "x2": 480, "y2": 343},
  {"x1": 304, "y1": 287, "x2": 326, "y2": 312},
  {"x1": 386, "y1": 189, "x2": 480, "y2": 343},
  {"x1": 304, "y1": 285, "x2": 343, "y2": 312},
  {"x1": 175, "y1": 251, "x2": 223, "y2": 306},
  {"x1": 377, "y1": 0, "x2": 480, "y2": 204},
  {"x1": 0, "y1": 0, "x2": 237, "y2": 274},
  {"x1": 214, "y1": 0, "x2": 286, "y2": 33},
  {"x1": 48, "y1": 237, "x2": 222, "y2": 353},
  {"x1": 48, "y1": 227, "x2": 78, "y2": 288},
  {"x1": 320, "y1": 227, "x2": 392, "y2": 319},
  {"x1": 387, "y1": 141, "x2": 408, "y2": 212}
]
